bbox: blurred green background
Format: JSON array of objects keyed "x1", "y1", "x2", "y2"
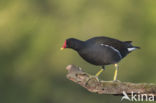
[{"x1": 0, "y1": 0, "x2": 156, "y2": 103}]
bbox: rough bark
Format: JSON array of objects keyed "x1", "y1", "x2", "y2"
[{"x1": 66, "y1": 64, "x2": 156, "y2": 97}]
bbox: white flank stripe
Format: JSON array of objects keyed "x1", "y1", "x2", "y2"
[
  {"x1": 128, "y1": 48, "x2": 136, "y2": 52},
  {"x1": 100, "y1": 44, "x2": 122, "y2": 59}
]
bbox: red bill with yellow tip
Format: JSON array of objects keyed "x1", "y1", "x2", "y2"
[{"x1": 60, "y1": 40, "x2": 67, "y2": 50}]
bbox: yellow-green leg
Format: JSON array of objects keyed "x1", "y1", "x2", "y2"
[
  {"x1": 95, "y1": 69, "x2": 103, "y2": 77},
  {"x1": 86, "y1": 68, "x2": 104, "y2": 83},
  {"x1": 113, "y1": 64, "x2": 119, "y2": 81},
  {"x1": 95, "y1": 66, "x2": 105, "y2": 77}
]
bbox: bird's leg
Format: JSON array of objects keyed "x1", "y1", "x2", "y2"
[
  {"x1": 86, "y1": 66, "x2": 105, "y2": 83},
  {"x1": 95, "y1": 66, "x2": 105, "y2": 77},
  {"x1": 95, "y1": 69, "x2": 103, "y2": 77},
  {"x1": 113, "y1": 64, "x2": 119, "y2": 81}
]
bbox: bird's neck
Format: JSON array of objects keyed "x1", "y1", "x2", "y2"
[{"x1": 69, "y1": 39, "x2": 84, "y2": 51}]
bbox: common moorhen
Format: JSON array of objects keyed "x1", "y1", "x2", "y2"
[{"x1": 61, "y1": 36, "x2": 140, "y2": 81}]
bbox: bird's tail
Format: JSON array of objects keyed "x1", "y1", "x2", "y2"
[
  {"x1": 127, "y1": 46, "x2": 140, "y2": 52},
  {"x1": 133, "y1": 46, "x2": 140, "y2": 49}
]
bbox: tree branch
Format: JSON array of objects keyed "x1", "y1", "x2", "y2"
[{"x1": 66, "y1": 64, "x2": 156, "y2": 96}]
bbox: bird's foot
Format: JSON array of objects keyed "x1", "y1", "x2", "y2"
[
  {"x1": 113, "y1": 80, "x2": 121, "y2": 82},
  {"x1": 86, "y1": 75, "x2": 99, "y2": 84},
  {"x1": 85, "y1": 75, "x2": 101, "y2": 88}
]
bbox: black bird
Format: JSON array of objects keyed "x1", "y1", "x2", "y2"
[{"x1": 61, "y1": 36, "x2": 140, "y2": 81}]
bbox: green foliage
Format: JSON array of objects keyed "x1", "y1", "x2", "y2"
[{"x1": 0, "y1": 0, "x2": 156, "y2": 103}]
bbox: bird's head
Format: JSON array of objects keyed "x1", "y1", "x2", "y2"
[{"x1": 60, "y1": 38, "x2": 84, "y2": 51}]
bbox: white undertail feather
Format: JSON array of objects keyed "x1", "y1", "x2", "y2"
[{"x1": 127, "y1": 47, "x2": 137, "y2": 52}]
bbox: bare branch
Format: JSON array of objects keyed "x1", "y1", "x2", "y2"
[{"x1": 66, "y1": 64, "x2": 156, "y2": 96}]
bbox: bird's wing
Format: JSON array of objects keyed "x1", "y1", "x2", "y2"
[
  {"x1": 86, "y1": 36, "x2": 128, "y2": 57},
  {"x1": 99, "y1": 43, "x2": 122, "y2": 59},
  {"x1": 86, "y1": 36, "x2": 126, "y2": 50},
  {"x1": 95, "y1": 37, "x2": 126, "y2": 51}
]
